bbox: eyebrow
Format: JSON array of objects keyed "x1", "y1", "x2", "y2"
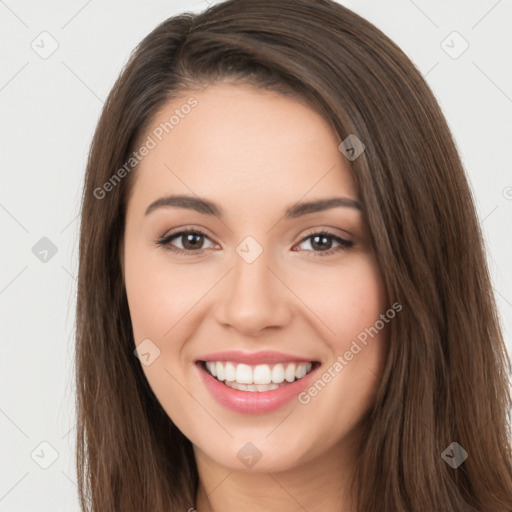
[{"x1": 144, "y1": 194, "x2": 362, "y2": 218}]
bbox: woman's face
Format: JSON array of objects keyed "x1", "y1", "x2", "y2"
[{"x1": 122, "y1": 82, "x2": 390, "y2": 472}]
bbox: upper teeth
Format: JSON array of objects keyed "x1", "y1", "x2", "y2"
[{"x1": 205, "y1": 361, "x2": 313, "y2": 385}]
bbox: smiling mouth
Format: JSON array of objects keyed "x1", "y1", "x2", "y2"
[{"x1": 200, "y1": 360, "x2": 319, "y2": 392}]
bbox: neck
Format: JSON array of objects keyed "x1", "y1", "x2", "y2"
[{"x1": 193, "y1": 433, "x2": 361, "y2": 512}]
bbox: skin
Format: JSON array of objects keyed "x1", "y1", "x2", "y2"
[{"x1": 122, "y1": 81, "x2": 390, "y2": 512}]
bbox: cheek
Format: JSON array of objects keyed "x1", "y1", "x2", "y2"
[
  {"x1": 333, "y1": 257, "x2": 388, "y2": 374},
  {"x1": 294, "y1": 258, "x2": 389, "y2": 438},
  {"x1": 336, "y1": 267, "x2": 386, "y2": 342},
  {"x1": 299, "y1": 254, "x2": 388, "y2": 400},
  {"x1": 123, "y1": 243, "x2": 203, "y2": 342},
  {"x1": 123, "y1": 243, "x2": 197, "y2": 420},
  {"x1": 295, "y1": 254, "x2": 387, "y2": 345}
]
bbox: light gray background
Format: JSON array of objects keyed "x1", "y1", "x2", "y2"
[{"x1": 1, "y1": 0, "x2": 511, "y2": 510}]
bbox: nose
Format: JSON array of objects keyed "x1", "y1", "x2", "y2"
[{"x1": 214, "y1": 247, "x2": 293, "y2": 336}]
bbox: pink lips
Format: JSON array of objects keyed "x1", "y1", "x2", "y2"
[
  {"x1": 195, "y1": 351, "x2": 320, "y2": 414},
  {"x1": 196, "y1": 350, "x2": 316, "y2": 365}
]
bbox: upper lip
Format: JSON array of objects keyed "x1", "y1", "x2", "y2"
[{"x1": 196, "y1": 350, "x2": 318, "y2": 365}]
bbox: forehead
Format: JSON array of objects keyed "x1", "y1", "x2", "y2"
[{"x1": 128, "y1": 83, "x2": 357, "y2": 211}]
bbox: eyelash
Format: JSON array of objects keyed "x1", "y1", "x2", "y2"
[{"x1": 155, "y1": 228, "x2": 354, "y2": 257}]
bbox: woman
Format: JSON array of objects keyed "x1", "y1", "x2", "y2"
[{"x1": 75, "y1": 0, "x2": 512, "y2": 510}]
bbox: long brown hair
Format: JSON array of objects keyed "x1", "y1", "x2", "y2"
[{"x1": 75, "y1": 1, "x2": 512, "y2": 510}]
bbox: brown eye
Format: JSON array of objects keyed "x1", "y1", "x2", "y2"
[
  {"x1": 180, "y1": 232, "x2": 205, "y2": 250},
  {"x1": 296, "y1": 230, "x2": 354, "y2": 257},
  {"x1": 156, "y1": 229, "x2": 215, "y2": 254}
]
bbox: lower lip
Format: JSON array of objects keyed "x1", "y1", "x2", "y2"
[{"x1": 196, "y1": 362, "x2": 319, "y2": 414}]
